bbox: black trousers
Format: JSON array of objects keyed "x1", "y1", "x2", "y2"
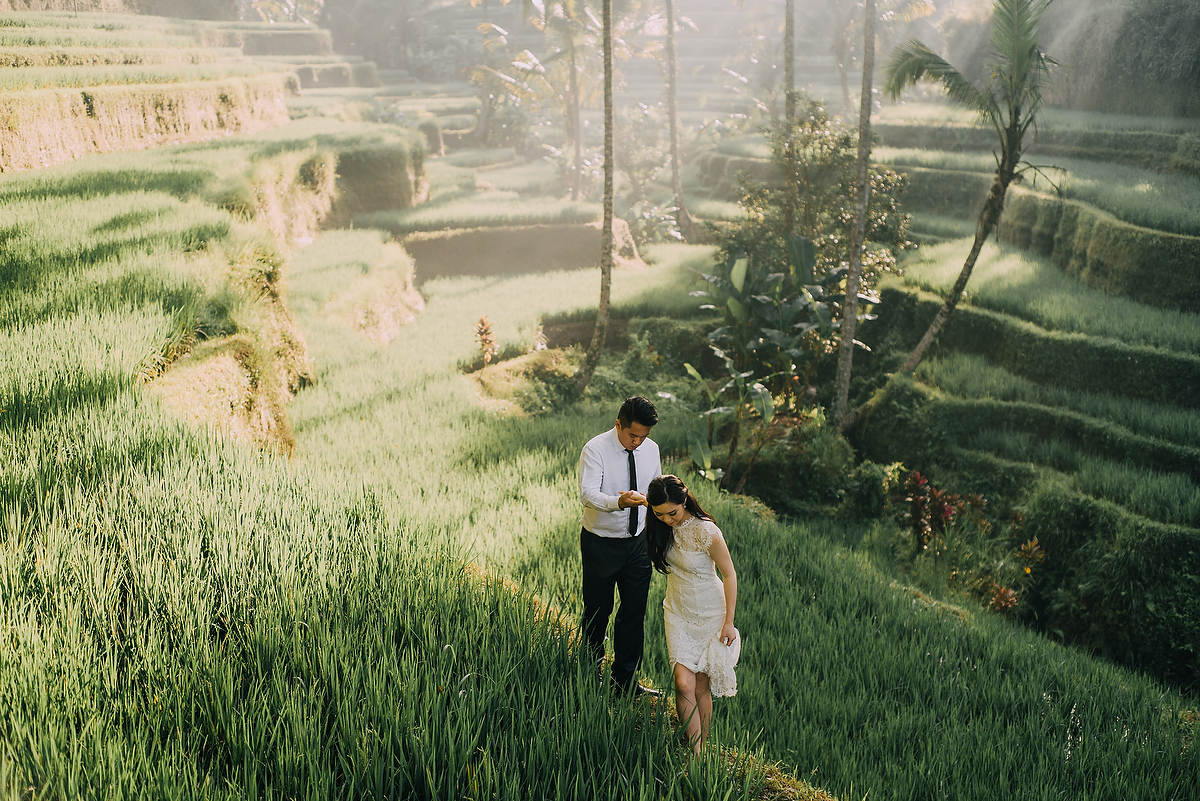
[{"x1": 580, "y1": 527, "x2": 652, "y2": 688}]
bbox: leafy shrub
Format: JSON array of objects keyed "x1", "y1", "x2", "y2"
[
  {"x1": 1019, "y1": 483, "x2": 1200, "y2": 689},
  {"x1": 838, "y1": 459, "x2": 903, "y2": 521},
  {"x1": 740, "y1": 408, "x2": 856, "y2": 516}
]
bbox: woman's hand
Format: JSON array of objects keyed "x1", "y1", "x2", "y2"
[{"x1": 720, "y1": 621, "x2": 737, "y2": 647}]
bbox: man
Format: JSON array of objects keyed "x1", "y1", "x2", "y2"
[{"x1": 579, "y1": 395, "x2": 663, "y2": 695}]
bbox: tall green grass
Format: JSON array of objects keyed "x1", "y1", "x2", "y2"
[
  {"x1": 902, "y1": 239, "x2": 1200, "y2": 352},
  {"x1": 877, "y1": 148, "x2": 1200, "y2": 236},
  {"x1": 906, "y1": 212, "x2": 976, "y2": 241},
  {"x1": 0, "y1": 62, "x2": 273, "y2": 90},
  {"x1": 918, "y1": 353, "x2": 1200, "y2": 451},
  {"x1": 0, "y1": 144, "x2": 767, "y2": 799},
  {"x1": 0, "y1": 27, "x2": 198, "y2": 49},
  {"x1": 284, "y1": 233, "x2": 1197, "y2": 801},
  {"x1": 964, "y1": 426, "x2": 1200, "y2": 528},
  {"x1": 0, "y1": 116, "x2": 1194, "y2": 799},
  {"x1": 0, "y1": 45, "x2": 240, "y2": 68},
  {"x1": 480, "y1": 160, "x2": 560, "y2": 194},
  {"x1": 876, "y1": 102, "x2": 1200, "y2": 134},
  {"x1": 355, "y1": 191, "x2": 600, "y2": 235},
  {"x1": 684, "y1": 194, "x2": 744, "y2": 222}
]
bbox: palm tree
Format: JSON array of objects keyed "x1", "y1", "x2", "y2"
[
  {"x1": 663, "y1": 0, "x2": 692, "y2": 237},
  {"x1": 884, "y1": 0, "x2": 1055, "y2": 379},
  {"x1": 832, "y1": 0, "x2": 875, "y2": 431},
  {"x1": 784, "y1": 0, "x2": 795, "y2": 122},
  {"x1": 573, "y1": 0, "x2": 614, "y2": 393}
]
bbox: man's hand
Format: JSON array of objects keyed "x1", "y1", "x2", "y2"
[{"x1": 618, "y1": 490, "x2": 647, "y2": 509}]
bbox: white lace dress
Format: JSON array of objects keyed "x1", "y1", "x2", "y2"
[{"x1": 662, "y1": 516, "x2": 740, "y2": 697}]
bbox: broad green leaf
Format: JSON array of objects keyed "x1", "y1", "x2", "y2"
[
  {"x1": 730, "y1": 257, "x2": 748, "y2": 293},
  {"x1": 684, "y1": 362, "x2": 704, "y2": 383},
  {"x1": 727, "y1": 296, "x2": 749, "y2": 324},
  {"x1": 787, "y1": 234, "x2": 816, "y2": 285},
  {"x1": 750, "y1": 382, "x2": 775, "y2": 425},
  {"x1": 687, "y1": 429, "x2": 713, "y2": 471}
]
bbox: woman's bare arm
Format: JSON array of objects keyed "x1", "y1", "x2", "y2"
[{"x1": 709, "y1": 527, "x2": 738, "y2": 645}]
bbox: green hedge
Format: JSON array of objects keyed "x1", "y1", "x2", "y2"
[
  {"x1": 691, "y1": 151, "x2": 781, "y2": 199},
  {"x1": 293, "y1": 62, "x2": 353, "y2": 89},
  {"x1": 351, "y1": 61, "x2": 379, "y2": 88},
  {"x1": 874, "y1": 282, "x2": 1200, "y2": 405},
  {"x1": 852, "y1": 376, "x2": 1041, "y2": 498},
  {"x1": 917, "y1": 393, "x2": 1200, "y2": 484},
  {"x1": 212, "y1": 29, "x2": 333, "y2": 56},
  {"x1": 875, "y1": 122, "x2": 1185, "y2": 166},
  {"x1": 1172, "y1": 134, "x2": 1200, "y2": 176},
  {"x1": 857, "y1": 375, "x2": 1200, "y2": 689},
  {"x1": 892, "y1": 166, "x2": 992, "y2": 220},
  {"x1": 327, "y1": 135, "x2": 427, "y2": 224},
  {"x1": 997, "y1": 189, "x2": 1200, "y2": 313},
  {"x1": 0, "y1": 74, "x2": 292, "y2": 172},
  {"x1": 1020, "y1": 483, "x2": 1200, "y2": 689}
]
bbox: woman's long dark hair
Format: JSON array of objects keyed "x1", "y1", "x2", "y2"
[{"x1": 645, "y1": 475, "x2": 713, "y2": 574}]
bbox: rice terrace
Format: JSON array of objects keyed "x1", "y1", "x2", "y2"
[{"x1": 0, "y1": 0, "x2": 1197, "y2": 797}]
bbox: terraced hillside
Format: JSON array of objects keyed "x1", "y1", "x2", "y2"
[
  {"x1": 852, "y1": 103, "x2": 1200, "y2": 689},
  {"x1": 0, "y1": 8, "x2": 1195, "y2": 800},
  {"x1": 0, "y1": 11, "x2": 366, "y2": 170}
]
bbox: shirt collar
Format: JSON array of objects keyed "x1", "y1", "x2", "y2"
[{"x1": 610, "y1": 426, "x2": 640, "y2": 453}]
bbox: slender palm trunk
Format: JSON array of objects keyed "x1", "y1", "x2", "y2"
[
  {"x1": 784, "y1": 0, "x2": 795, "y2": 123},
  {"x1": 664, "y1": 0, "x2": 691, "y2": 237},
  {"x1": 569, "y1": 36, "x2": 582, "y2": 201},
  {"x1": 574, "y1": 0, "x2": 614, "y2": 393},
  {"x1": 842, "y1": 108, "x2": 1022, "y2": 432},
  {"x1": 781, "y1": 0, "x2": 797, "y2": 240},
  {"x1": 896, "y1": 159, "x2": 1015, "y2": 375},
  {"x1": 834, "y1": 0, "x2": 875, "y2": 430},
  {"x1": 840, "y1": 151, "x2": 1017, "y2": 432}
]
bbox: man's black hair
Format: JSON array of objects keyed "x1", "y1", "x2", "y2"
[{"x1": 617, "y1": 396, "x2": 658, "y2": 428}]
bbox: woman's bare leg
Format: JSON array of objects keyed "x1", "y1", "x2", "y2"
[
  {"x1": 694, "y1": 672, "x2": 713, "y2": 750},
  {"x1": 673, "y1": 663, "x2": 701, "y2": 751}
]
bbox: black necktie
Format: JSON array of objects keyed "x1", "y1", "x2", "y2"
[{"x1": 626, "y1": 449, "x2": 638, "y2": 536}]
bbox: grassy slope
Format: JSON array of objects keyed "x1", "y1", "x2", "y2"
[
  {"x1": 0, "y1": 42, "x2": 1193, "y2": 793},
  {"x1": 285, "y1": 232, "x2": 1197, "y2": 801},
  {"x1": 876, "y1": 147, "x2": 1200, "y2": 237},
  {"x1": 901, "y1": 239, "x2": 1200, "y2": 353},
  {"x1": 0, "y1": 135, "x2": 770, "y2": 799}
]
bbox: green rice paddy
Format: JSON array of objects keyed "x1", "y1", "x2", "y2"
[
  {"x1": 0, "y1": 120, "x2": 1193, "y2": 797},
  {"x1": 0, "y1": 62, "x2": 273, "y2": 91},
  {"x1": 901, "y1": 239, "x2": 1200, "y2": 352},
  {"x1": 0, "y1": 10, "x2": 1196, "y2": 798},
  {"x1": 877, "y1": 148, "x2": 1200, "y2": 236}
]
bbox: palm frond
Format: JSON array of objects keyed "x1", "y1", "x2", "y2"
[{"x1": 883, "y1": 39, "x2": 992, "y2": 119}]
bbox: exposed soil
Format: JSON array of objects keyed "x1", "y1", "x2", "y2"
[
  {"x1": 403, "y1": 220, "x2": 646, "y2": 284},
  {"x1": 541, "y1": 318, "x2": 630, "y2": 351}
]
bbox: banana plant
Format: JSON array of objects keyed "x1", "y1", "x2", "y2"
[
  {"x1": 656, "y1": 381, "x2": 728, "y2": 484},
  {"x1": 692, "y1": 233, "x2": 877, "y2": 407},
  {"x1": 664, "y1": 346, "x2": 784, "y2": 490}
]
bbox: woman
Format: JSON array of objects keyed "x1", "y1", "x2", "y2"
[{"x1": 646, "y1": 474, "x2": 739, "y2": 753}]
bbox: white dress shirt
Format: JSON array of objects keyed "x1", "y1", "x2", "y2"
[{"x1": 579, "y1": 427, "x2": 662, "y2": 538}]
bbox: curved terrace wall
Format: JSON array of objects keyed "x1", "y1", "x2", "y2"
[{"x1": 0, "y1": 73, "x2": 293, "y2": 171}]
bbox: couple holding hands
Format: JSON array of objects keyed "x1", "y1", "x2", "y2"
[{"x1": 579, "y1": 395, "x2": 741, "y2": 753}]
